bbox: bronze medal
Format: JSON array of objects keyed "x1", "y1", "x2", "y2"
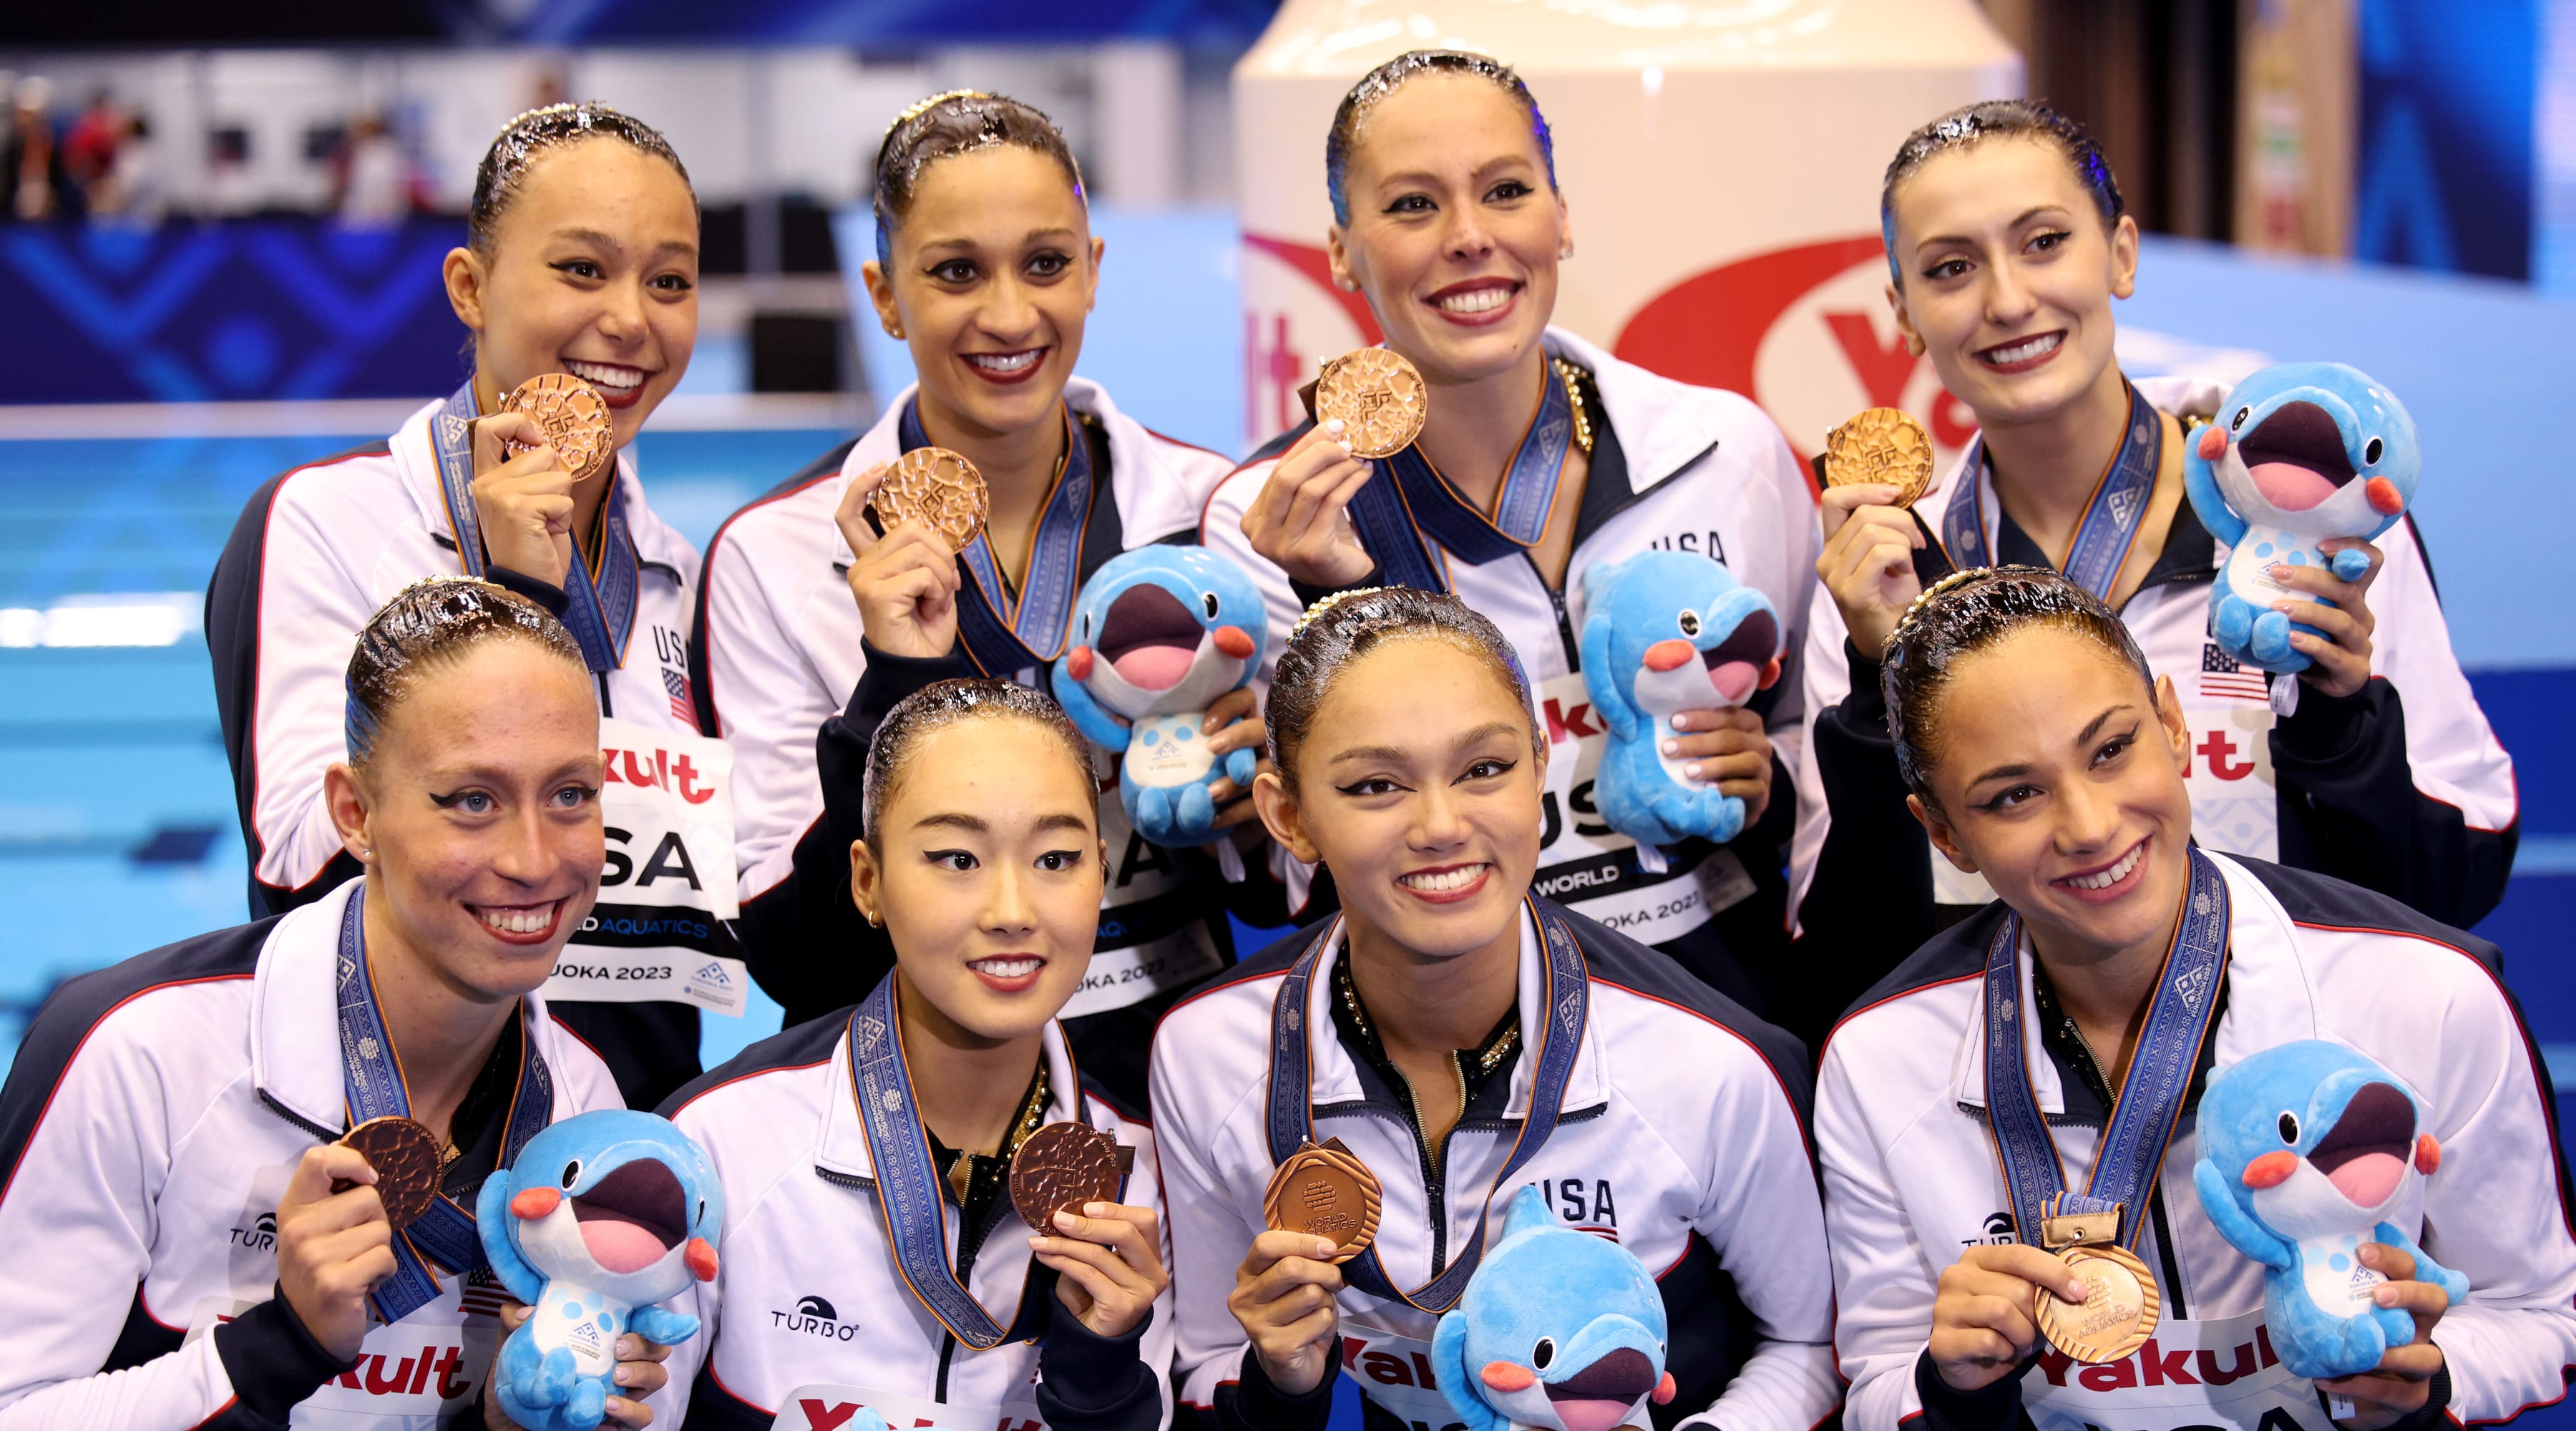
[
  {"x1": 335, "y1": 1115, "x2": 444, "y2": 1230},
  {"x1": 1008, "y1": 1120, "x2": 1135, "y2": 1232},
  {"x1": 2034, "y1": 1242, "x2": 2161, "y2": 1364},
  {"x1": 495, "y1": 373, "x2": 617, "y2": 486},
  {"x1": 1824, "y1": 406, "x2": 1936, "y2": 508},
  {"x1": 869, "y1": 446, "x2": 990, "y2": 553},
  {"x1": 1262, "y1": 1137, "x2": 1382, "y2": 1264},
  {"x1": 1314, "y1": 348, "x2": 1428, "y2": 460}
]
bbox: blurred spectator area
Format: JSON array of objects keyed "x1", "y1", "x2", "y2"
[{"x1": 0, "y1": 44, "x2": 1240, "y2": 403}]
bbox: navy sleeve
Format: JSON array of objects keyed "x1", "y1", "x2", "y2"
[
  {"x1": 1202, "y1": 1345, "x2": 1339, "y2": 1431},
  {"x1": 2271, "y1": 676, "x2": 2517, "y2": 929},
  {"x1": 1035, "y1": 1300, "x2": 1165, "y2": 1431},
  {"x1": 210, "y1": 1286, "x2": 358, "y2": 1427},
  {"x1": 1793, "y1": 640, "x2": 1937, "y2": 1039},
  {"x1": 1910, "y1": 1349, "x2": 2032, "y2": 1431}
]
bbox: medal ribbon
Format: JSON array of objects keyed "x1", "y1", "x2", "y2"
[
  {"x1": 1982, "y1": 847, "x2": 2229, "y2": 1250},
  {"x1": 429, "y1": 379, "x2": 640, "y2": 674},
  {"x1": 1944, "y1": 381, "x2": 2162, "y2": 601},
  {"x1": 1263, "y1": 898, "x2": 1590, "y2": 1313},
  {"x1": 847, "y1": 975, "x2": 1086, "y2": 1349},
  {"x1": 336, "y1": 885, "x2": 554, "y2": 1322},
  {"x1": 1342, "y1": 360, "x2": 1579, "y2": 595},
  {"x1": 898, "y1": 399, "x2": 1092, "y2": 677}
]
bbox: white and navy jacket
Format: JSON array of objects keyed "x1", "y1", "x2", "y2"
[
  {"x1": 0, "y1": 878, "x2": 623, "y2": 1430},
  {"x1": 1150, "y1": 899, "x2": 1840, "y2": 1431},
  {"x1": 204, "y1": 397, "x2": 707, "y2": 1108},
  {"x1": 1203, "y1": 329, "x2": 1821, "y2": 1017},
  {"x1": 1817, "y1": 853, "x2": 2576, "y2": 1431},
  {"x1": 647, "y1": 998, "x2": 1175, "y2": 1431},
  {"x1": 1789, "y1": 377, "x2": 2517, "y2": 1026},
  {"x1": 690, "y1": 378, "x2": 1253, "y2": 1100}
]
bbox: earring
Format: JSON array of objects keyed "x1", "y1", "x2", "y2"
[
  {"x1": 356, "y1": 846, "x2": 371, "y2": 859},
  {"x1": 888, "y1": 323, "x2": 905, "y2": 339},
  {"x1": 1904, "y1": 334, "x2": 1926, "y2": 357},
  {"x1": 863, "y1": 907, "x2": 882, "y2": 928}
]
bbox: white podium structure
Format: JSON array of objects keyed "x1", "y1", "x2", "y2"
[{"x1": 1232, "y1": 0, "x2": 2023, "y2": 467}]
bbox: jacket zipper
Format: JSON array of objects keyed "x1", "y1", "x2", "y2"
[
  {"x1": 1530, "y1": 554, "x2": 1581, "y2": 668},
  {"x1": 816, "y1": 1167, "x2": 992, "y2": 1403},
  {"x1": 2051, "y1": 1017, "x2": 2192, "y2": 1317}
]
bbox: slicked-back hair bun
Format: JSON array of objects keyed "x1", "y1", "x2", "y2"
[
  {"x1": 468, "y1": 102, "x2": 694, "y2": 256},
  {"x1": 1880, "y1": 99, "x2": 2121, "y2": 283},
  {"x1": 1265, "y1": 586, "x2": 1539, "y2": 788},
  {"x1": 345, "y1": 577, "x2": 586, "y2": 765},
  {"x1": 871, "y1": 91, "x2": 1085, "y2": 270},
  {"x1": 862, "y1": 678, "x2": 1098, "y2": 846},
  {"x1": 1880, "y1": 565, "x2": 2154, "y2": 809},
  {"x1": 1324, "y1": 49, "x2": 1557, "y2": 228}
]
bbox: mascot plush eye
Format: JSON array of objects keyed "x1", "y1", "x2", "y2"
[
  {"x1": 1531, "y1": 1337, "x2": 1556, "y2": 1369},
  {"x1": 561, "y1": 1159, "x2": 582, "y2": 1189},
  {"x1": 2278, "y1": 1112, "x2": 2300, "y2": 1143},
  {"x1": 1080, "y1": 614, "x2": 1091, "y2": 640},
  {"x1": 2232, "y1": 406, "x2": 2252, "y2": 431},
  {"x1": 696, "y1": 1197, "x2": 706, "y2": 1224},
  {"x1": 2363, "y1": 437, "x2": 2384, "y2": 465},
  {"x1": 1204, "y1": 592, "x2": 1221, "y2": 619},
  {"x1": 1677, "y1": 610, "x2": 1701, "y2": 638}
]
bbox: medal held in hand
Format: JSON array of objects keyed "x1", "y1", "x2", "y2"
[
  {"x1": 1824, "y1": 406, "x2": 1936, "y2": 508},
  {"x1": 869, "y1": 446, "x2": 991, "y2": 553},
  {"x1": 1316, "y1": 348, "x2": 1429, "y2": 460},
  {"x1": 336, "y1": 1115, "x2": 444, "y2": 1230},
  {"x1": 1264, "y1": 1137, "x2": 1383, "y2": 1263},
  {"x1": 494, "y1": 373, "x2": 617, "y2": 485},
  {"x1": 1009, "y1": 1120, "x2": 1136, "y2": 1232},
  {"x1": 2030, "y1": 1201, "x2": 2162, "y2": 1364}
]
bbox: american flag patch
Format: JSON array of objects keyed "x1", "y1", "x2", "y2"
[
  {"x1": 663, "y1": 665, "x2": 696, "y2": 728},
  {"x1": 2199, "y1": 643, "x2": 2269, "y2": 701},
  {"x1": 461, "y1": 1269, "x2": 511, "y2": 1319}
]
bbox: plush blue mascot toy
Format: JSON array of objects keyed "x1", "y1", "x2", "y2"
[
  {"x1": 1051, "y1": 545, "x2": 1266, "y2": 847},
  {"x1": 1578, "y1": 551, "x2": 1780, "y2": 849},
  {"x1": 1433, "y1": 1186, "x2": 1676, "y2": 1431},
  {"x1": 478, "y1": 1110, "x2": 723, "y2": 1430},
  {"x1": 2182, "y1": 362, "x2": 2420, "y2": 675},
  {"x1": 2191, "y1": 1040, "x2": 2467, "y2": 1380}
]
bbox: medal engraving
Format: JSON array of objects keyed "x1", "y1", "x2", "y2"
[
  {"x1": 1824, "y1": 406, "x2": 1936, "y2": 507},
  {"x1": 1262, "y1": 1137, "x2": 1382, "y2": 1263},
  {"x1": 1009, "y1": 1121, "x2": 1132, "y2": 1232},
  {"x1": 336, "y1": 1115, "x2": 444, "y2": 1230},
  {"x1": 1316, "y1": 348, "x2": 1428, "y2": 460},
  {"x1": 495, "y1": 373, "x2": 616, "y2": 486},
  {"x1": 870, "y1": 446, "x2": 990, "y2": 553},
  {"x1": 2034, "y1": 1243, "x2": 2160, "y2": 1364}
]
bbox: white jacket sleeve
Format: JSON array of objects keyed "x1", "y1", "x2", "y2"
[
  {"x1": 1814, "y1": 1040, "x2": 1936, "y2": 1431},
  {"x1": 1198, "y1": 463, "x2": 1304, "y2": 699},
  {"x1": 1148, "y1": 1042, "x2": 1267, "y2": 1415},
  {"x1": 1748, "y1": 421, "x2": 1820, "y2": 780},
  {"x1": 699, "y1": 519, "x2": 841, "y2": 903},
  {"x1": 1677, "y1": 1053, "x2": 1842, "y2": 1431},
  {"x1": 243, "y1": 487, "x2": 384, "y2": 901}
]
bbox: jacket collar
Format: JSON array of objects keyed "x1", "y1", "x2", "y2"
[
  {"x1": 251, "y1": 876, "x2": 567, "y2": 1135},
  {"x1": 1299, "y1": 906, "x2": 1609, "y2": 1122},
  {"x1": 813, "y1": 1007, "x2": 1085, "y2": 1183},
  {"x1": 1946, "y1": 853, "x2": 2316, "y2": 1115},
  {"x1": 830, "y1": 377, "x2": 1166, "y2": 569},
  {"x1": 1540, "y1": 327, "x2": 1720, "y2": 499},
  {"x1": 389, "y1": 393, "x2": 690, "y2": 573}
]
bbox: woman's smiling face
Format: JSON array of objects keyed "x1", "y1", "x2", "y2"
[
  {"x1": 1328, "y1": 71, "x2": 1567, "y2": 389},
  {"x1": 1914, "y1": 625, "x2": 2194, "y2": 963},
  {"x1": 864, "y1": 145, "x2": 1101, "y2": 445},
  {"x1": 1885, "y1": 136, "x2": 2137, "y2": 429},
  {"x1": 1255, "y1": 636, "x2": 1546, "y2": 963}
]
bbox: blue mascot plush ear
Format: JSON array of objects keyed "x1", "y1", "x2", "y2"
[
  {"x1": 476, "y1": 1169, "x2": 548, "y2": 1304},
  {"x1": 1500, "y1": 1183, "x2": 1555, "y2": 1241}
]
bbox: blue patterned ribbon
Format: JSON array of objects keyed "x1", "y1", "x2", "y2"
[
  {"x1": 429, "y1": 378, "x2": 640, "y2": 674},
  {"x1": 1342, "y1": 358, "x2": 1579, "y2": 595},
  {"x1": 897, "y1": 400, "x2": 1092, "y2": 677},
  {"x1": 336, "y1": 885, "x2": 554, "y2": 1322},
  {"x1": 1982, "y1": 847, "x2": 2230, "y2": 1249},
  {"x1": 1264, "y1": 899, "x2": 1589, "y2": 1312},
  {"x1": 1945, "y1": 381, "x2": 2162, "y2": 601},
  {"x1": 846, "y1": 975, "x2": 1087, "y2": 1349}
]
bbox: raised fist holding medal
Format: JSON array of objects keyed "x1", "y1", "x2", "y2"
[
  {"x1": 832, "y1": 449, "x2": 992, "y2": 662},
  {"x1": 467, "y1": 373, "x2": 615, "y2": 590}
]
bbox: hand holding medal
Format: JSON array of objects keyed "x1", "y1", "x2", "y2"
[
  {"x1": 1010, "y1": 1121, "x2": 1168, "y2": 1339},
  {"x1": 832, "y1": 451, "x2": 981, "y2": 660},
  {"x1": 271, "y1": 1117, "x2": 447, "y2": 1362},
  {"x1": 465, "y1": 373, "x2": 616, "y2": 589},
  {"x1": 1243, "y1": 348, "x2": 1425, "y2": 589},
  {"x1": 1227, "y1": 1138, "x2": 1387, "y2": 1398},
  {"x1": 1816, "y1": 405, "x2": 1937, "y2": 657}
]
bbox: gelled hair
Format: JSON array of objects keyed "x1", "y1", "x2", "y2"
[
  {"x1": 345, "y1": 577, "x2": 585, "y2": 766},
  {"x1": 872, "y1": 91, "x2": 1086, "y2": 270},
  {"x1": 1266, "y1": 587, "x2": 1539, "y2": 788},
  {"x1": 1324, "y1": 49, "x2": 1558, "y2": 227},
  {"x1": 1879, "y1": 99, "x2": 2122, "y2": 283},
  {"x1": 1880, "y1": 566, "x2": 2153, "y2": 809},
  {"x1": 862, "y1": 678, "x2": 1098, "y2": 846},
  {"x1": 468, "y1": 102, "x2": 694, "y2": 257}
]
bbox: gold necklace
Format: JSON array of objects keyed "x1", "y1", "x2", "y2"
[{"x1": 1551, "y1": 358, "x2": 1596, "y2": 457}]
